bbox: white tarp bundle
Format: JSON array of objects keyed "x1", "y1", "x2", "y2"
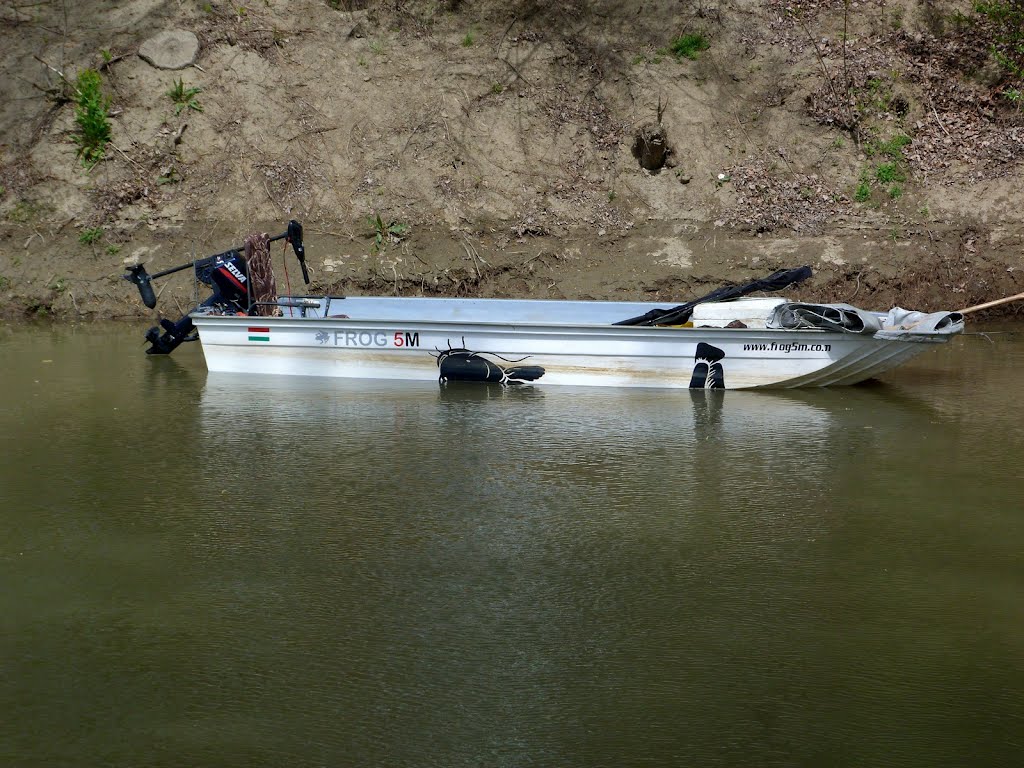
[{"x1": 767, "y1": 303, "x2": 964, "y2": 339}]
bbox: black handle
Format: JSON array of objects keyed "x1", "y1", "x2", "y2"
[{"x1": 287, "y1": 220, "x2": 310, "y2": 285}]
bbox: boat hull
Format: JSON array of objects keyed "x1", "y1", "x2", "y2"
[{"x1": 191, "y1": 297, "x2": 956, "y2": 389}]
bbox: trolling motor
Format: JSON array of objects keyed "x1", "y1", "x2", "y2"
[{"x1": 124, "y1": 220, "x2": 308, "y2": 355}]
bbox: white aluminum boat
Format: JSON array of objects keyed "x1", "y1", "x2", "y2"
[
  {"x1": 189, "y1": 295, "x2": 962, "y2": 389},
  {"x1": 124, "y1": 220, "x2": 964, "y2": 390}
]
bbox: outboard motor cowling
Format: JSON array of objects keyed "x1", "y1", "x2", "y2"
[{"x1": 209, "y1": 250, "x2": 251, "y2": 314}]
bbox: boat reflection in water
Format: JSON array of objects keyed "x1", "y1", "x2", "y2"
[
  {"x1": 197, "y1": 373, "x2": 850, "y2": 453},
  {"x1": 195, "y1": 372, "x2": 861, "y2": 585},
  {"x1": 194, "y1": 373, "x2": 946, "y2": 510},
  {"x1": 197, "y1": 372, "x2": 945, "y2": 453},
  {"x1": 196, "y1": 372, "x2": 956, "y2": 542}
]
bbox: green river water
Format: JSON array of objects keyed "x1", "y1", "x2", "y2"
[{"x1": 1, "y1": 324, "x2": 1022, "y2": 767}]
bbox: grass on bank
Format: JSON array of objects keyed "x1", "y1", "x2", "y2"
[
  {"x1": 668, "y1": 33, "x2": 709, "y2": 60},
  {"x1": 79, "y1": 227, "x2": 103, "y2": 245},
  {"x1": 72, "y1": 69, "x2": 111, "y2": 168},
  {"x1": 166, "y1": 78, "x2": 203, "y2": 115},
  {"x1": 368, "y1": 212, "x2": 408, "y2": 254}
]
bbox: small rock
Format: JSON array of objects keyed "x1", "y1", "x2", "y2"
[
  {"x1": 335, "y1": 9, "x2": 369, "y2": 38},
  {"x1": 138, "y1": 30, "x2": 200, "y2": 70}
]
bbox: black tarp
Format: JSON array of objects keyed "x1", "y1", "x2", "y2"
[{"x1": 613, "y1": 266, "x2": 813, "y2": 326}]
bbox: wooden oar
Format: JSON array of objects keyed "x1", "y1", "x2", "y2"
[{"x1": 956, "y1": 290, "x2": 1024, "y2": 316}]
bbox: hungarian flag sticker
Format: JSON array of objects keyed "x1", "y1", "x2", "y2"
[{"x1": 248, "y1": 326, "x2": 270, "y2": 342}]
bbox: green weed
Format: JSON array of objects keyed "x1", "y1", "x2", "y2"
[
  {"x1": 668, "y1": 33, "x2": 709, "y2": 60},
  {"x1": 79, "y1": 227, "x2": 104, "y2": 245},
  {"x1": 0, "y1": 275, "x2": 10, "y2": 291},
  {"x1": 875, "y1": 162, "x2": 906, "y2": 183},
  {"x1": 9, "y1": 199, "x2": 53, "y2": 222},
  {"x1": 106, "y1": 244, "x2": 121, "y2": 255},
  {"x1": 854, "y1": 170, "x2": 872, "y2": 203},
  {"x1": 166, "y1": 78, "x2": 203, "y2": 115},
  {"x1": 73, "y1": 69, "x2": 111, "y2": 168},
  {"x1": 462, "y1": 31, "x2": 474, "y2": 47},
  {"x1": 855, "y1": 78, "x2": 894, "y2": 115},
  {"x1": 868, "y1": 134, "x2": 912, "y2": 160},
  {"x1": 9, "y1": 200, "x2": 36, "y2": 222},
  {"x1": 368, "y1": 213, "x2": 408, "y2": 253}
]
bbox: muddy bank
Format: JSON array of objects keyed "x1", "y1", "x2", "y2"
[{"x1": 2, "y1": 218, "x2": 1022, "y2": 324}]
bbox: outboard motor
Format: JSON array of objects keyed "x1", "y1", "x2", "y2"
[
  {"x1": 124, "y1": 220, "x2": 308, "y2": 355},
  {"x1": 137, "y1": 250, "x2": 253, "y2": 355},
  {"x1": 208, "y1": 250, "x2": 252, "y2": 312}
]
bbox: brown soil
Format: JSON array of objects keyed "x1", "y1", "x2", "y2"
[{"x1": 1, "y1": 0, "x2": 1023, "y2": 325}]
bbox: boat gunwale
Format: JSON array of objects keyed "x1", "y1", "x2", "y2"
[{"x1": 191, "y1": 312, "x2": 958, "y2": 344}]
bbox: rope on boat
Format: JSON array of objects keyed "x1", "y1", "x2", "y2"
[{"x1": 244, "y1": 232, "x2": 281, "y2": 317}]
